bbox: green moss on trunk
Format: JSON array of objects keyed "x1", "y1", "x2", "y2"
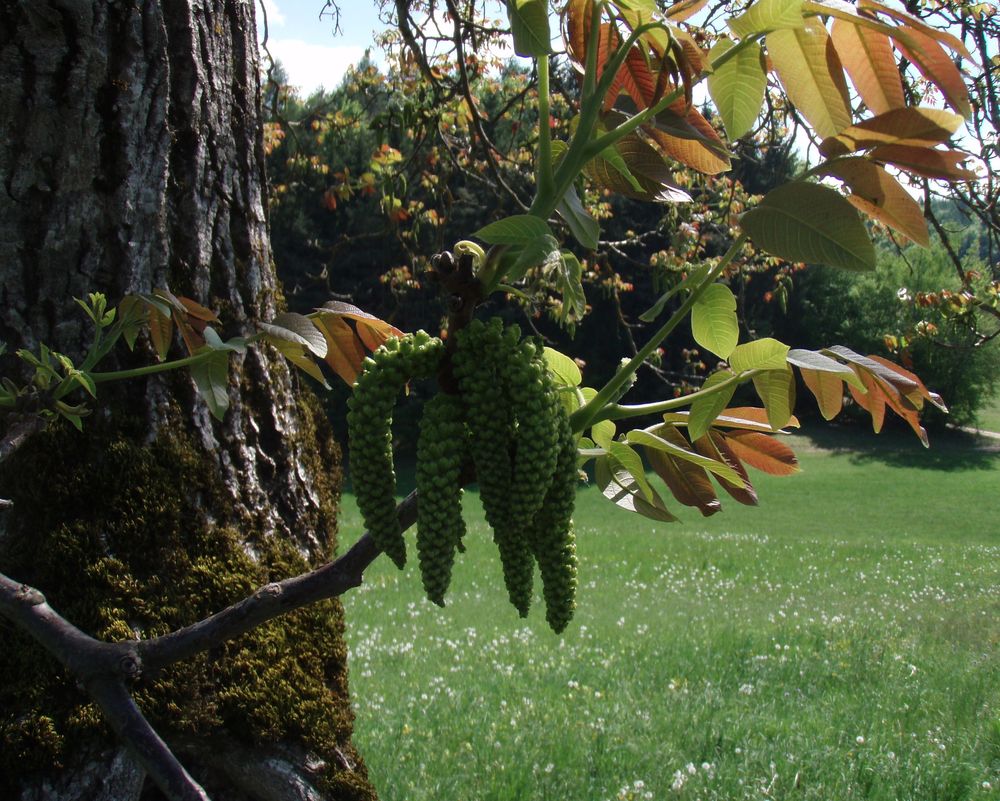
[{"x1": 0, "y1": 393, "x2": 375, "y2": 799}]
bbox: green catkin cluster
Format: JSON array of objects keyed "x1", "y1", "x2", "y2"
[
  {"x1": 528, "y1": 399, "x2": 579, "y2": 633},
  {"x1": 347, "y1": 331, "x2": 444, "y2": 568},
  {"x1": 507, "y1": 337, "x2": 560, "y2": 534},
  {"x1": 453, "y1": 320, "x2": 534, "y2": 616},
  {"x1": 347, "y1": 319, "x2": 578, "y2": 631},
  {"x1": 452, "y1": 319, "x2": 513, "y2": 535},
  {"x1": 415, "y1": 393, "x2": 468, "y2": 606}
]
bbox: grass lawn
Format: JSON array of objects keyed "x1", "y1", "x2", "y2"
[
  {"x1": 975, "y1": 396, "x2": 1000, "y2": 435},
  {"x1": 338, "y1": 424, "x2": 1000, "y2": 801}
]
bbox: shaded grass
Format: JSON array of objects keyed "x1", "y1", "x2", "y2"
[{"x1": 339, "y1": 429, "x2": 1000, "y2": 801}]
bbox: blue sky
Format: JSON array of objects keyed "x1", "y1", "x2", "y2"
[{"x1": 257, "y1": 0, "x2": 389, "y2": 94}]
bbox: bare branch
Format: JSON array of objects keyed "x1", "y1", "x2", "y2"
[
  {"x1": 138, "y1": 490, "x2": 418, "y2": 669},
  {"x1": 0, "y1": 573, "x2": 209, "y2": 800},
  {"x1": 86, "y1": 676, "x2": 211, "y2": 801}
]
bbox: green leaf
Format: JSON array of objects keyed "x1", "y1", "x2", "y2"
[
  {"x1": 61, "y1": 410, "x2": 85, "y2": 431},
  {"x1": 640, "y1": 264, "x2": 710, "y2": 323},
  {"x1": 729, "y1": 338, "x2": 790, "y2": 373},
  {"x1": 591, "y1": 419, "x2": 615, "y2": 451},
  {"x1": 117, "y1": 296, "x2": 146, "y2": 351},
  {"x1": 691, "y1": 283, "x2": 739, "y2": 359},
  {"x1": 729, "y1": 0, "x2": 803, "y2": 39},
  {"x1": 190, "y1": 350, "x2": 231, "y2": 421},
  {"x1": 741, "y1": 182, "x2": 876, "y2": 271},
  {"x1": 556, "y1": 251, "x2": 587, "y2": 324},
  {"x1": 556, "y1": 186, "x2": 600, "y2": 250},
  {"x1": 203, "y1": 326, "x2": 249, "y2": 353},
  {"x1": 476, "y1": 214, "x2": 554, "y2": 246},
  {"x1": 752, "y1": 368, "x2": 796, "y2": 430},
  {"x1": 70, "y1": 370, "x2": 97, "y2": 400},
  {"x1": 595, "y1": 453, "x2": 678, "y2": 522},
  {"x1": 74, "y1": 296, "x2": 99, "y2": 325},
  {"x1": 607, "y1": 441, "x2": 655, "y2": 502},
  {"x1": 639, "y1": 283, "x2": 683, "y2": 323},
  {"x1": 688, "y1": 370, "x2": 739, "y2": 442},
  {"x1": 507, "y1": 0, "x2": 551, "y2": 57},
  {"x1": 544, "y1": 347, "x2": 582, "y2": 386},
  {"x1": 708, "y1": 37, "x2": 767, "y2": 140},
  {"x1": 272, "y1": 340, "x2": 330, "y2": 388},
  {"x1": 507, "y1": 235, "x2": 561, "y2": 283}
]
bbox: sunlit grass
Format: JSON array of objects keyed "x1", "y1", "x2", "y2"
[
  {"x1": 975, "y1": 396, "x2": 1000, "y2": 435},
  {"x1": 338, "y1": 427, "x2": 1000, "y2": 801}
]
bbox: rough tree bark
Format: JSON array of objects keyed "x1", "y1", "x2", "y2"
[{"x1": 0, "y1": 1, "x2": 375, "y2": 799}]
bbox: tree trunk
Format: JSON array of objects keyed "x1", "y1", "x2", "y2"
[{"x1": 0, "y1": 2, "x2": 375, "y2": 799}]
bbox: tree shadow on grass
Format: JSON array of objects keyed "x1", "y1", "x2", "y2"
[{"x1": 793, "y1": 420, "x2": 1000, "y2": 472}]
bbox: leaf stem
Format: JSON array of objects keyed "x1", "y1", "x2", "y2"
[
  {"x1": 89, "y1": 352, "x2": 212, "y2": 384},
  {"x1": 603, "y1": 368, "x2": 761, "y2": 422},
  {"x1": 536, "y1": 56, "x2": 555, "y2": 199}
]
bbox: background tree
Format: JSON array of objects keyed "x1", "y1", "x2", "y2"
[{"x1": 264, "y1": 0, "x2": 997, "y2": 426}]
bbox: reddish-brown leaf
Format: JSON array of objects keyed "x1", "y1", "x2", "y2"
[
  {"x1": 827, "y1": 346, "x2": 918, "y2": 396},
  {"x1": 849, "y1": 365, "x2": 931, "y2": 444},
  {"x1": 148, "y1": 306, "x2": 173, "y2": 361},
  {"x1": 589, "y1": 125, "x2": 692, "y2": 202},
  {"x1": 891, "y1": 27, "x2": 971, "y2": 117},
  {"x1": 707, "y1": 406, "x2": 800, "y2": 432},
  {"x1": 314, "y1": 315, "x2": 367, "y2": 385},
  {"x1": 317, "y1": 301, "x2": 403, "y2": 352},
  {"x1": 671, "y1": 27, "x2": 707, "y2": 74},
  {"x1": 800, "y1": 366, "x2": 844, "y2": 420},
  {"x1": 866, "y1": 354, "x2": 947, "y2": 412},
  {"x1": 830, "y1": 18, "x2": 904, "y2": 114},
  {"x1": 820, "y1": 157, "x2": 929, "y2": 246},
  {"x1": 858, "y1": 0, "x2": 972, "y2": 60},
  {"x1": 696, "y1": 432, "x2": 759, "y2": 506},
  {"x1": 819, "y1": 108, "x2": 963, "y2": 158},
  {"x1": 178, "y1": 296, "x2": 220, "y2": 323},
  {"x1": 564, "y1": 0, "x2": 594, "y2": 68},
  {"x1": 848, "y1": 368, "x2": 886, "y2": 432},
  {"x1": 643, "y1": 103, "x2": 731, "y2": 174},
  {"x1": 645, "y1": 427, "x2": 721, "y2": 516},
  {"x1": 663, "y1": 0, "x2": 708, "y2": 22},
  {"x1": 867, "y1": 145, "x2": 978, "y2": 182},
  {"x1": 311, "y1": 302, "x2": 403, "y2": 386},
  {"x1": 174, "y1": 314, "x2": 206, "y2": 355},
  {"x1": 606, "y1": 44, "x2": 660, "y2": 110},
  {"x1": 722, "y1": 431, "x2": 799, "y2": 476}
]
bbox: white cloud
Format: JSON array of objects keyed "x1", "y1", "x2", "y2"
[{"x1": 265, "y1": 38, "x2": 373, "y2": 96}]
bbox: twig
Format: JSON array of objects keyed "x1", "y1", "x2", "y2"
[{"x1": 0, "y1": 416, "x2": 45, "y2": 467}]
